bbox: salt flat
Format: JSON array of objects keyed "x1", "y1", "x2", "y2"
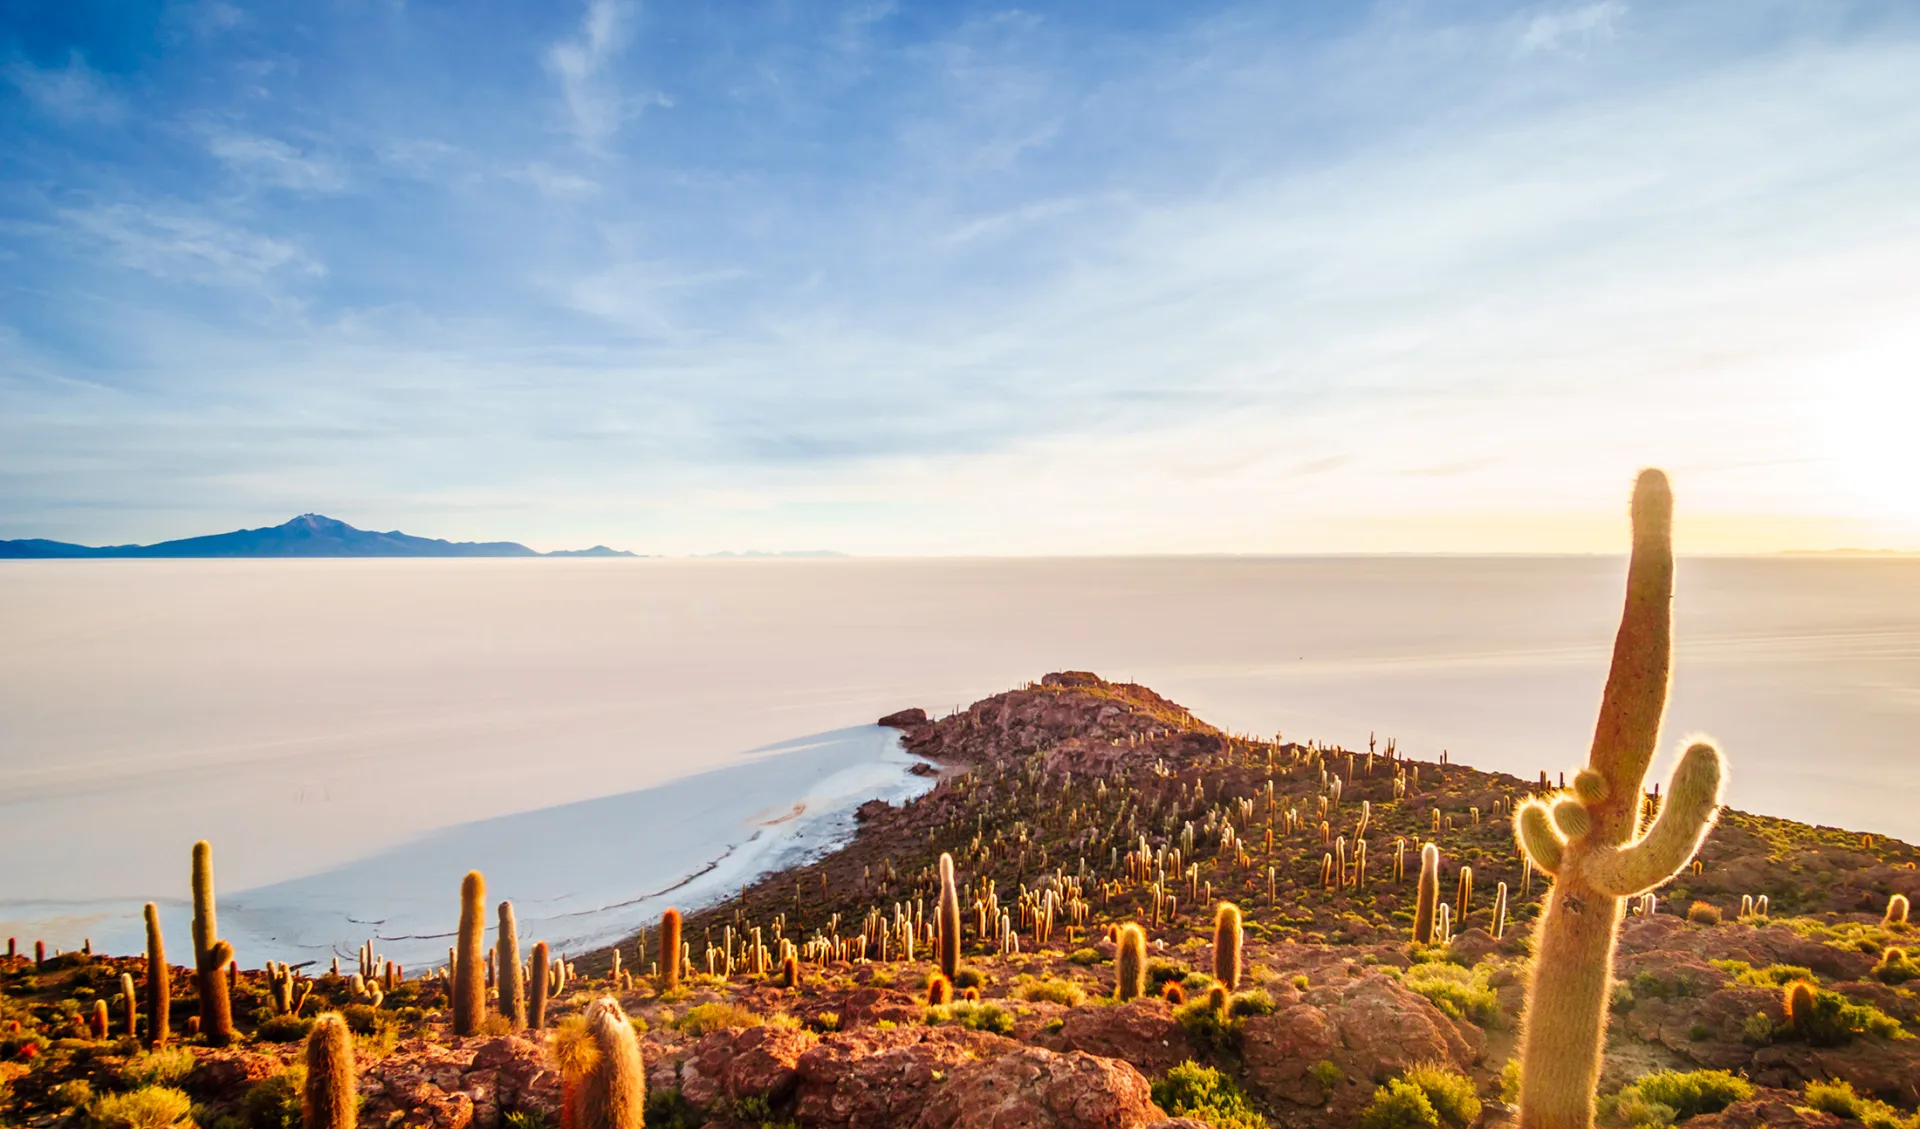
[{"x1": 1, "y1": 555, "x2": 1915, "y2": 963}]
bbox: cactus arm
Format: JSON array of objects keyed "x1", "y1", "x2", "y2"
[
  {"x1": 1516, "y1": 801, "x2": 1565, "y2": 876},
  {"x1": 1584, "y1": 471, "x2": 1674, "y2": 845},
  {"x1": 1581, "y1": 741, "x2": 1723, "y2": 898}
]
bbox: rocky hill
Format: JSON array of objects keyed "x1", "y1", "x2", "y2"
[{"x1": 6, "y1": 672, "x2": 1920, "y2": 1129}]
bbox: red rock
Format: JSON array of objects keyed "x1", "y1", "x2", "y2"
[
  {"x1": 1683, "y1": 1091, "x2": 1847, "y2": 1127},
  {"x1": 796, "y1": 1026, "x2": 1017, "y2": 1129},
  {"x1": 1047, "y1": 1000, "x2": 1195, "y2": 1077},
  {"x1": 913, "y1": 1046, "x2": 1162, "y2": 1129},
  {"x1": 682, "y1": 1024, "x2": 819, "y2": 1110},
  {"x1": 188, "y1": 1047, "x2": 287, "y2": 1099}
]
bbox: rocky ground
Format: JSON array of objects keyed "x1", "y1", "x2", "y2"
[{"x1": 7, "y1": 672, "x2": 1920, "y2": 1129}]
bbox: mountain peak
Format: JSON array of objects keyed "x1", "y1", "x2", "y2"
[{"x1": 0, "y1": 516, "x2": 638, "y2": 559}]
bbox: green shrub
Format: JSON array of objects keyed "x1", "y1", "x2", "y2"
[
  {"x1": 926, "y1": 1001, "x2": 1015, "y2": 1035},
  {"x1": 1174, "y1": 996, "x2": 1243, "y2": 1053},
  {"x1": 241, "y1": 1066, "x2": 306, "y2": 1129},
  {"x1": 340, "y1": 1003, "x2": 393, "y2": 1036},
  {"x1": 1359, "y1": 1079, "x2": 1439, "y2": 1129},
  {"x1": 1309, "y1": 1060, "x2": 1344, "y2": 1091},
  {"x1": 677, "y1": 1002, "x2": 763, "y2": 1035},
  {"x1": 1150, "y1": 1061, "x2": 1267, "y2": 1129},
  {"x1": 1228, "y1": 989, "x2": 1275, "y2": 1018},
  {"x1": 1686, "y1": 902, "x2": 1722, "y2": 926},
  {"x1": 1740, "y1": 1011, "x2": 1774, "y2": 1046},
  {"x1": 503, "y1": 1113, "x2": 553, "y2": 1129},
  {"x1": 1068, "y1": 948, "x2": 1103, "y2": 966},
  {"x1": 91, "y1": 1086, "x2": 195, "y2": 1129},
  {"x1": 1801, "y1": 1078, "x2": 1916, "y2": 1128},
  {"x1": 953, "y1": 968, "x2": 984, "y2": 989},
  {"x1": 1498, "y1": 1060, "x2": 1520, "y2": 1103},
  {"x1": 1615, "y1": 1070, "x2": 1752, "y2": 1120},
  {"x1": 253, "y1": 1014, "x2": 313, "y2": 1043},
  {"x1": 1792, "y1": 990, "x2": 1907, "y2": 1046},
  {"x1": 120, "y1": 1047, "x2": 198, "y2": 1088},
  {"x1": 52, "y1": 1080, "x2": 95, "y2": 1110},
  {"x1": 1148, "y1": 960, "x2": 1188, "y2": 987},
  {"x1": 644, "y1": 1089, "x2": 704, "y2": 1129},
  {"x1": 1873, "y1": 950, "x2": 1920, "y2": 986},
  {"x1": 1400, "y1": 1062, "x2": 1481, "y2": 1128},
  {"x1": 1401, "y1": 962, "x2": 1498, "y2": 1026},
  {"x1": 1015, "y1": 978, "x2": 1085, "y2": 1006}
]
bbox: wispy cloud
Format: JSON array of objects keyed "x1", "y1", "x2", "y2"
[
  {"x1": 544, "y1": 0, "x2": 654, "y2": 148},
  {"x1": 205, "y1": 133, "x2": 346, "y2": 193},
  {"x1": 1519, "y1": 2, "x2": 1627, "y2": 55},
  {"x1": 59, "y1": 205, "x2": 322, "y2": 286},
  {"x1": 3, "y1": 51, "x2": 124, "y2": 124}
]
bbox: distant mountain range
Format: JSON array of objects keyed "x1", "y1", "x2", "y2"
[{"x1": 0, "y1": 514, "x2": 637, "y2": 559}]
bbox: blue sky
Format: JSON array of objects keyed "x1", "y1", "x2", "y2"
[{"x1": 4, "y1": 1, "x2": 1919, "y2": 553}]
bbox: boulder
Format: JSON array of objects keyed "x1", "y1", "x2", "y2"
[
  {"x1": 796, "y1": 1026, "x2": 1016, "y2": 1129},
  {"x1": 914, "y1": 1046, "x2": 1162, "y2": 1129},
  {"x1": 1047, "y1": 999, "x2": 1195, "y2": 1077},
  {"x1": 682, "y1": 1024, "x2": 819, "y2": 1110}
]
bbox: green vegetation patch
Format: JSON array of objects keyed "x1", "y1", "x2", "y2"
[{"x1": 1150, "y1": 1061, "x2": 1267, "y2": 1129}]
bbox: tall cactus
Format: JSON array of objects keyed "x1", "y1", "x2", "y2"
[
  {"x1": 453, "y1": 871, "x2": 486, "y2": 1037},
  {"x1": 576, "y1": 997, "x2": 646, "y2": 1129},
  {"x1": 1212, "y1": 902, "x2": 1242, "y2": 992},
  {"x1": 143, "y1": 902, "x2": 169, "y2": 1048},
  {"x1": 1412, "y1": 843, "x2": 1439, "y2": 945},
  {"x1": 303, "y1": 1013, "x2": 356, "y2": 1129},
  {"x1": 497, "y1": 902, "x2": 525, "y2": 1030},
  {"x1": 937, "y1": 853, "x2": 962, "y2": 983},
  {"x1": 659, "y1": 908, "x2": 682, "y2": 992},
  {"x1": 1512, "y1": 470, "x2": 1726, "y2": 1129},
  {"x1": 530, "y1": 941, "x2": 551, "y2": 1031},
  {"x1": 190, "y1": 840, "x2": 234, "y2": 1042}
]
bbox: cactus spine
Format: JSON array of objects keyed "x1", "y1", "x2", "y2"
[
  {"x1": 453, "y1": 871, "x2": 486, "y2": 1037},
  {"x1": 937, "y1": 852, "x2": 962, "y2": 983},
  {"x1": 1213, "y1": 902, "x2": 1242, "y2": 992},
  {"x1": 530, "y1": 942, "x2": 550, "y2": 1030},
  {"x1": 303, "y1": 1013, "x2": 356, "y2": 1129},
  {"x1": 660, "y1": 908, "x2": 683, "y2": 992},
  {"x1": 143, "y1": 902, "x2": 169, "y2": 1048},
  {"x1": 191, "y1": 840, "x2": 234, "y2": 1043},
  {"x1": 497, "y1": 902, "x2": 525, "y2": 1030},
  {"x1": 1413, "y1": 843, "x2": 1439, "y2": 945},
  {"x1": 1511, "y1": 471, "x2": 1726, "y2": 1129},
  {"x1": 577, "y1": 997, "x2": 646, "y2": 1129},
  {"x1": 1115, "y1": 922, "x2": 1147, "y2": 1001}
]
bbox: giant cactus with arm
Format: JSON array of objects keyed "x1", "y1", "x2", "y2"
[{"x1": 1512, "y1": 470, "x2": 1726, "y2": 1129}]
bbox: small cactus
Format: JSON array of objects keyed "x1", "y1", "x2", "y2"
[
  {"x1": 1206, "y1": 982, "x2": 1228, "y2": 1013},
  {"x1": 1784, "y1": 979, "x2": 1817, "y2": 1030},
  {"x1": 530, "y1": 942, "x2": 550, "y2": 1030},
  {"x1": 1492, "y1": 882, "x2": 1509, "y2": 941},
  {"x1": 1161, "y1": 981, "x2": 1185, "y2": 1005},
  {"x1": 120, "y1": 973, "x2": 138, "y2": 1038},
  {"x1": 453, "y1": 871, "x2": 486, "y2": 1037},
  {"x1": 575, "y1": 997, "x2": 646, "y2": 1129},
  {"x1": 303, "y1": 1013, "x2": 356, "y2": 1129},
  {"x1": 1115, "y1": 923, "x2": 1147, "y2": 1001},
  {"x1": 497, "y1": 902, "x2": 525, "y2": 1030},
  {"x1": 1212, "y1": 902, "x2": 1242, "y2": 992},
  {"x1": 660, "y1": 908, "x2": 683, "y2": 992},
  {"x1": 926, "y1": 972, "x2": 952, "y2": 1006},
  {"x1": 1886, "y1": 894, "x2": 1909, "y2": 927}
]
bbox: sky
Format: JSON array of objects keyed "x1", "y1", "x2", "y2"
[{"x1": 3, "y1": 0, "x2": 1919, "y2": 555}]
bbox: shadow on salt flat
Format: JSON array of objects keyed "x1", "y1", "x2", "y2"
[{"x1": 212, "y1": 724, "x2": 927, "y2": 967}]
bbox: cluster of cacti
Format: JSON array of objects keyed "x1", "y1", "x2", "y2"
[
  {"x1": 265, "y1": 961, "x2": 313, "y2": 1016},
  {"x1": 191, "y1": 840, "x2": 235, "y2": 1043},
  {"x1": 1511, "y1": 470, "x2": 1727, "y2": 1129}
]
